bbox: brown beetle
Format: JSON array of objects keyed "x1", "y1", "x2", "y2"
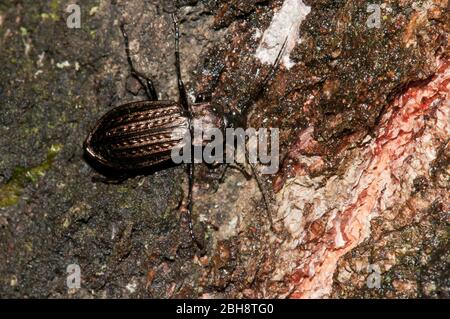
[
  {"x1": 84, "y1": 13, "x2": 286, "y2": 248},
  {"x1": 84, "y1": 15, "x2": 223, "y2": 172}
]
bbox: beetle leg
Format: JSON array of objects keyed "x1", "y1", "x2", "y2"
[
  {"x1": 230, "y1": 162, "x2": 252, "y2": 180},
  {"x1": 183, "y1": 162, "x2": 206, "y2": 252},
  {"x1": 171, "y1": 14, "x2": 190, "y2": 115},
  {"x1": 243, "y1": 142, "x2": 275, "y2": 230},
  {"x1": 186, "y1": 162, "x2": 201, "y2": 248},
  {"x1": 216, "y1": 162, "x2": 252, "y2": 183},
  {"x1": 91, "y1": 173, "x2": 129, "y2": 184},
  {"x1": 248, "y1": 162, "x2": 274, "y2": 230},
  {"x1": 217, "y1": 164, "x2": 229, "y2": 185},
  {"x1": 210, "y1": 163, "x2": 228, "y2": 191},
  {"x1": 120, "y1": 24, "x2": 158, "y2": 101},
  {"x1": 171, "y1": 13, "x2": 202, "y2": 250}
]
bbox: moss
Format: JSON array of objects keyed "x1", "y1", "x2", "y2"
[
  {"x1": 49, "y1": 0, "x2": 61, "y2": 21},
  {"x1": 0, "y1": 144, "x2": 63, "y2": 207},
  {"x1": 19, "y1": 26, "x2": 28, "y2": 36},
  {"x1": 38, "y1": 0, "x2": 61, "y2": 22}
]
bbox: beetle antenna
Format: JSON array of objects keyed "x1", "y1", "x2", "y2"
[{"x1": 240, "y1": 35, "x2": 289, "y2": 116}]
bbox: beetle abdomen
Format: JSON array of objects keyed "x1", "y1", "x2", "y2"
[{"x1": 84, "y1": 100, "x2": 188, "y2": 170}]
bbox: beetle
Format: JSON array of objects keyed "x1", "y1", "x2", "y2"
[{"x1": 84, "y1": 13, "x2": 286, "y2": 248}]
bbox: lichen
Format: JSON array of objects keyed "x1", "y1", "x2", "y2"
[
  {"x1": 0, "y1": 144, "x2": 62, "y2": 207},
  {"x1": 48, "y1": 0, "x2": 61, "y2": 21}
]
